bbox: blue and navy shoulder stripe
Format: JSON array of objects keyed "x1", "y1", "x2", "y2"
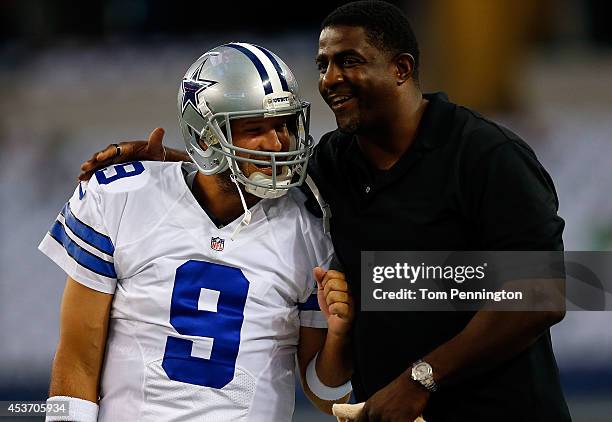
[
  {"x1": 48, "y1": 202, "x2": 116, "y2": 279},
  {"x1": 298, "y1": 293, "x2": 320, "y2": 311}
]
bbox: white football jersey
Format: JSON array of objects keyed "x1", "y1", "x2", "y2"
[{"x1": 39, "y1": 161, "x2": 333, "y2": 422}]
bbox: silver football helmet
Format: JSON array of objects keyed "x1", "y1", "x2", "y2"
[{"x1": 178, "y1": 42, "x2": 313, "y2": 199}]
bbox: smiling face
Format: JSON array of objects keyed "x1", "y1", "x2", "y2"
[
  {"x1": 317, "y1": 25, "x2": 399, "y2": 134},
  {"x1": 228, "y1": 115, "x2": 295, "y2": 178}
]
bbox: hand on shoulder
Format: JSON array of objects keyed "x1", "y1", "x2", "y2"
[{"x1": 78, "y1": 128, "x2": 167, "y2": 181}]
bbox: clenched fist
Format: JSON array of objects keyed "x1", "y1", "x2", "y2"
[{"x1": 313, "y1": 267, "x2": 354, "y2": 337}]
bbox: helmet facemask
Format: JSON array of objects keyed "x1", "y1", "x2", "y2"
[{"x1": 214, "y1": 104, "x2": 313, "y2": 198}]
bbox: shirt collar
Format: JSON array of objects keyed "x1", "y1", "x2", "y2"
[{"x1": 414, "y1": 92, "x2": 456, "y2": 151}]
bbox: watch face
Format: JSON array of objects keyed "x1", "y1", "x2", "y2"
[{"x1": 414, "y1": 363, "x2": 432, "y2": 380}]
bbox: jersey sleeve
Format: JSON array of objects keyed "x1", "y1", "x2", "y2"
[
  {"x1": 298, "y1": 272, "x2": 329, "y2": 329},
  {"x1": 295, "y1": 189, "x2": 335, "y2": 329},
  {"x1": 38, "y1": 180, "x2": 117, "y2": 293}
]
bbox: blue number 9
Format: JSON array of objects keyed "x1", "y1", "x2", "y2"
[{"x1": 162, "y1": 260, "x2": 250, "y2": 388}]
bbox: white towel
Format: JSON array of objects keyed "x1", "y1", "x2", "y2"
[{"x1": 332, "y1": 402, "x2": 426, "y2": 422}]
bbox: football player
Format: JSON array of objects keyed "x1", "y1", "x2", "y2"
[{"x1": 40, "y1": 43, "x2": 353, "y2": 422}]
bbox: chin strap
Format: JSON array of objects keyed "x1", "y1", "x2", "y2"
[
  {"x1": 230, "y1": 173, "x2": 252, "y2": 240},
  {"x1": 304, "y1": 174, "x2": 331, "y2": 234}
]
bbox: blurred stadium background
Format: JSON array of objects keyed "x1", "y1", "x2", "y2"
[{"x1": 1, "y1": 1, "x2": 611, "y2": 420}]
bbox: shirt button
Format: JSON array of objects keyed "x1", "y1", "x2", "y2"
[{"x1": 364, "y1": 185, "x2": 371, "y2": 193}]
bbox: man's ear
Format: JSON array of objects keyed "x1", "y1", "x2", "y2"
[{"x1": 395, "y1": 53, "x2": 415, "y2": 85}]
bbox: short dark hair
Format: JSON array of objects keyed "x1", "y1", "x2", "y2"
[{"x1": 321, "y1": 1, "x2": 420, "y2": 81}]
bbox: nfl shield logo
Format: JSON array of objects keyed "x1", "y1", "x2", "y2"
[{"x1": 210, "y1": 236, "x2": 225, "y2": 251}]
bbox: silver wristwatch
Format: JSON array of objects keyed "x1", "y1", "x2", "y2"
[{"x1": 410, "y1": 360, "x2": 438, "y2": 392}]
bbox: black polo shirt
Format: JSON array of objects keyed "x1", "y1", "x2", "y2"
[{"x1": 308, "y1": 93, "x2": 570, "y2": 421}]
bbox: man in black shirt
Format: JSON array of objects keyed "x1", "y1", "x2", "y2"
[
  {"x1": 79, "y1": 2, "x2": 571, "y2": 421},
  {"x1": 309, "y1": 2, "x2": 569, "y2": 421}
]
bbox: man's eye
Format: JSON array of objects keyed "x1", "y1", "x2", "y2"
[{"x1": 342, "y1": 58, "x2": 359, "y2": 66}]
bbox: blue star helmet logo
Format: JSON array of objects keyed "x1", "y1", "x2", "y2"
[{"x1": 181, "y1": 59, "x2": 218, "y2": 117}]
